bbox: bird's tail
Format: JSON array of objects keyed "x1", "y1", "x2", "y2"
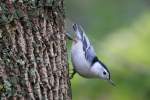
[{"x1": 73, "y1": 24, "x2": 84, "y2": 40}]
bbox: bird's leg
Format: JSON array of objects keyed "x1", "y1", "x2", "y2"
[
  {"x1": 66, "y1": 32, "x2": 77, "y2": 42},
  {"x1": 66, "y1": 32, "x2": 73, "y2": 40},
  {"x1": 69, "y1": 69, "x2": 76, "y2": 79}
]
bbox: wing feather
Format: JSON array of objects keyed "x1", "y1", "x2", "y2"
[{"x1": 73, "y1": 24, "x2": 96, "y2": 64}]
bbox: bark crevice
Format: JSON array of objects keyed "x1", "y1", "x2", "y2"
[{"x1": 0, "y1": 0, "x2": 71, "y2": 100}]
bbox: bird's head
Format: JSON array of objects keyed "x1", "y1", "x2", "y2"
[{"x1": 91, "y1": 61, "x2": 115, "y2": 86}]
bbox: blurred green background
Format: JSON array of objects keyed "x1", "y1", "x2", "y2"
[{"x1": 65, "y1": 0, "x2": 150, "y2": 100}]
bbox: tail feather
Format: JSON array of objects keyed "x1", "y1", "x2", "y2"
[
  {"x1": 73, "y1": 24, "x2": 84, "y2": 40},
  {"x1": 73, "y1": 24, "x2": 90, "y2": 48}
]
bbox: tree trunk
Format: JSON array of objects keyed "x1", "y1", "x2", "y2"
[{"x1": 0, "y1": 0, "x2": 71, "y2": 100}]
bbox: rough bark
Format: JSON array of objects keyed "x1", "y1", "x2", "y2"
[{"x1": 0, "y1": 0, "x2": 71, "y2": 100}]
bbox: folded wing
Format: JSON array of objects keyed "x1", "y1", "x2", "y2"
[{"x1": 73, "y1": 24, "x2": 96, "y2": 65}]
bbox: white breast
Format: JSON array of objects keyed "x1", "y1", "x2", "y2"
[{"x1": 71, "y1": 40, "x2": 96, "y2": 78}]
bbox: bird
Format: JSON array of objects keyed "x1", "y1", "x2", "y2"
[{"x1": 68, "y1": 24, "x2": 115, "y2": 86}]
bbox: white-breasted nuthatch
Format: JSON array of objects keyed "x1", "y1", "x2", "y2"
[{"x1": 68, "y1": 24, "x2": 115, "y2": 86}]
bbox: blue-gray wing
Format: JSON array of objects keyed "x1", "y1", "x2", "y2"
[{"x1": 73, "y1": 24, "x2": 96, "y2": 64}]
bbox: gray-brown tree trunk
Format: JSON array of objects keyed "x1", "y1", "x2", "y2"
[{"x1": 0, "y1": 0, "x2": 71, "y2": 100}]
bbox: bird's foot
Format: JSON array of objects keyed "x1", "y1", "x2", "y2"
[
  {"x1": 69, "y1": 69, "x2": 76, "y2": 79},
  {"x1": 66, "y1": 32, "x2": 73, "y2": 40}
]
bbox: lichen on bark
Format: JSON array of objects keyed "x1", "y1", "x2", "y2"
[{"x1": 0, "y1": 0, "x2": 71, "y2": 100}]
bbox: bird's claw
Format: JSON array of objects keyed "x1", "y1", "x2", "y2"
[{"x1": 69, "y1": 69, "x2": 76, "y2": 79}]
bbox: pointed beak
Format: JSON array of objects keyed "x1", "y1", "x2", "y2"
[{"x1": 108, "y1": 79, "x2": 116, "y2": 87}]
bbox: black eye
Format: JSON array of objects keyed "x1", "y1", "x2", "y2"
[{"x1": 103, "y1": 71, "x2": 106, "y2": 75}]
